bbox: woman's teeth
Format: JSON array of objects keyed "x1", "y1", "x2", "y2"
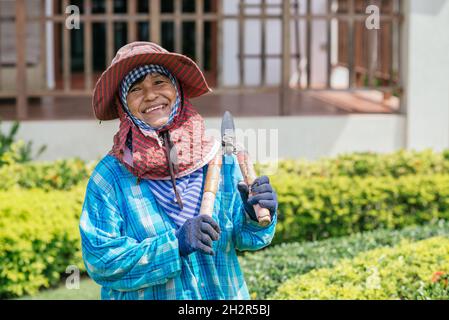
[{"x1": 143, "y1": 104, "x2": 166, "y2": 114}]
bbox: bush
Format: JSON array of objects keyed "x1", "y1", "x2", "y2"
[
  {"x1": 271, "y1": 236, "x2": 449, "y2": 300},
  {"x1": 271, "y1": 173, "x2": 449, "y2": 243},
  {"x1": 256, "y1": 149, "x2": 449, "y2": 178},
  {"x1": 0, "y1": 120, "x2": 46, "y2": 166},
  {"x1": 0, "y1": 121, "x2": 93, "y2": 191},
  {"x1": 0, "y1": 158, "x2": 94, "y2": 191},
  {"x1": 239, "y1": 221, "x2": 449, "y2": 299},
  {"x1": 3, "y1": 149, "x2": 449, "y2": 298},
  {"x1": 0, "y1": 184, "x2": 86, "y2": 298}
]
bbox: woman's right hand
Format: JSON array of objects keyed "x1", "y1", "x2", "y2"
[{"x1": 175, "y1": 215, "x2": 221, "y2": 256}]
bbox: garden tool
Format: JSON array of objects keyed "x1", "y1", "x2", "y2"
[
  {"x1": 199, "y1": 139, "x2": 222, "y2": 217},
  {"x1": 221, "y1": 111, "x2": 272, "y2": 227}
]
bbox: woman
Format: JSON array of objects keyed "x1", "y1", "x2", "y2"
[{"x1": 79, "y1": 42, "x2": 278, "y2": 300}]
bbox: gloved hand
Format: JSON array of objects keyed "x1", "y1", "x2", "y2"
[
  {"x1": 175, "y1": 215, "x2": 221, "y2": 256},
  {"x1": 237, "y1": 175, "x2": 278, "y2": 222}
]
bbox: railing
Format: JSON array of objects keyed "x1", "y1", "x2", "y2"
[
  {"x1": 336, "y1": 0, "x2": 401, "y2": 90},
  {"x1": 1, "y1": 0, "x2": 403, "y2": 119}
]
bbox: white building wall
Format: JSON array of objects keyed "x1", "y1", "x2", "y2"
[
  {"x1": 1, "y1": 115, "x2": 405, "y2": 162},
  {"x1": 404, "y1": 0, "x2": 449, "y2": 151}
]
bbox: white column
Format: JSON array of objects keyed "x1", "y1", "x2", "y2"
[
  {"x1": 404, "y1": 0, "x2": 449, "y2": 151},
  {"x1": 46, "y1": 0, "x2": 55, "y2": 89}
]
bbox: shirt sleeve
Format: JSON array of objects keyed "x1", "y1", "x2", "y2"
[
  {"x1": 221, "y1": 155, "x2": 277, "y2": 252},
  {"x1": 79, "y1": 167, "x2": 182, "y2": 292}
]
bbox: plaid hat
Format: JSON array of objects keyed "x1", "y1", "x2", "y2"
[{"x1": 93, "y1": 42, "x2": 212, "y2": 121}]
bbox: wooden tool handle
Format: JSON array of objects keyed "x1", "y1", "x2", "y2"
[
  {"x1": 236, "y1": 151, "x2": 272, "y2": 227},
  {"x1": 199, "y1": 148, "x2": 222, "y2": 216}
]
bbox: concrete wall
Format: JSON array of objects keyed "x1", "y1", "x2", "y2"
[
  {"x1": 404, "y1": 0, "x2": 449, "y2": 151},
  {"x1": 1, "y1": 115, "x2": 405, "y2": 162}
]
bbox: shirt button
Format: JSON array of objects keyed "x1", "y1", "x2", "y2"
[{"x1": 201, "y1": 283, "x2": 205, "y2": 288}]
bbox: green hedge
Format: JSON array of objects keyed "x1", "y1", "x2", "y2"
[
  {"x1": 3, "y1": 173, "x2": 449, "y2": 298},
  {"x1": 0, "y1": 184, "x2": 86, "y2": 298},
  {"x1": 271, "y1": 173, "x2": 449, "y2": 243},
  {"x1": 256, "y1": 149, "x2": 449, "y2": 178},
  {"x1": 239, "y1": 221, "x2": 449, "y2": 299},
  {"x1": 272, "y1": 236, "x2": 449, "y2": 300},
  {"x1": 2, "y1": 149, "x2": 448, "y2": 191},
  {"x1": 2, "y1": 150, "x2": 449, "y2": 298},
  {"x1": 0, "y1": 158, "x2": 94, "y2": 191},
  {"x1": 1, "y1": 149, "x2": 448, "y2": 191}
]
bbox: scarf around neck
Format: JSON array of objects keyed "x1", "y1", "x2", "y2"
[{"x1": 110, "y1": 93, "x2": 218, "y2": 180}]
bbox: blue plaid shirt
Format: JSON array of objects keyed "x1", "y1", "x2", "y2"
[{"x1": 79, "y1": 154, "x2": 277, "y2": 300}]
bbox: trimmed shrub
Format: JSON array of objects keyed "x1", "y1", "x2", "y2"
[
  {"x1": 271, "y1": 173, "x2": 449, "y2": 243},
  {"x1": 240, "y1": 221, "x2": 449, "y2": 299},
  {"x1": 271, "y1": 236, "x2": 449, "y2": 300},
  {"x1": 0, "y1": 184, "x2": 86, "y2": 298},
  {"x1": 2, "y1": 172, "x2": 449, "y2": 297},
  {"x1": 3, "y1": 150, "x2": 449, "y2": 298},
  {"x1": 0, "y1": 158, "x2": 94, "y2": 191},
  {"x1": 0, "y1": 120, "x2": 46, "y2": 166},
  {"x1": 256, "y1": 149, "x2": 449, "y2": 178}
]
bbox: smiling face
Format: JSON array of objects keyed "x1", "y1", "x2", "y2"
[{"x1": 126, "y1": 73, "x2": 177, "y2": 128}]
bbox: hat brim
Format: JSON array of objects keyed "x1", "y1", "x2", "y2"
[{"x1": 93, "y1": 52, "x2": 212, "y2": 121}]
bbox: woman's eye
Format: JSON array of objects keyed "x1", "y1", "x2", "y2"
[
  {"x1": 130, "y1": 87, "x2": 141, "y2": 92},
  {"x1": 154, "y1": 80, "x2": 166, "y2": 85}
]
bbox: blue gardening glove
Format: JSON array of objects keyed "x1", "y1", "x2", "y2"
[
  {"x1": 175, "y1": 215, "x2": 221, "y2": 256},
  {"x1": 237, "y1": 175, "x2": 278, "y2": 222}
]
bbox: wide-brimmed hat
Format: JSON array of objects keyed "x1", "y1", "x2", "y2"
[{"x1": 92, "y1": 41, "x2": 212, "y2": 121}]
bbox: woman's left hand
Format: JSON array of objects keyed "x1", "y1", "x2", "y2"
[{"x1": 237, "y1": 175, "x2": 278, "y2": 222}]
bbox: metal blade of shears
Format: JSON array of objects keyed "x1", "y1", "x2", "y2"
[{"x1": 221, "y1": 110, "x2": 236, "y2": 156}]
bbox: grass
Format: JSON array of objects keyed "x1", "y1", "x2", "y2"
[{"x1": 17, "y1": 276, "x2": 100, "y2": 300}]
